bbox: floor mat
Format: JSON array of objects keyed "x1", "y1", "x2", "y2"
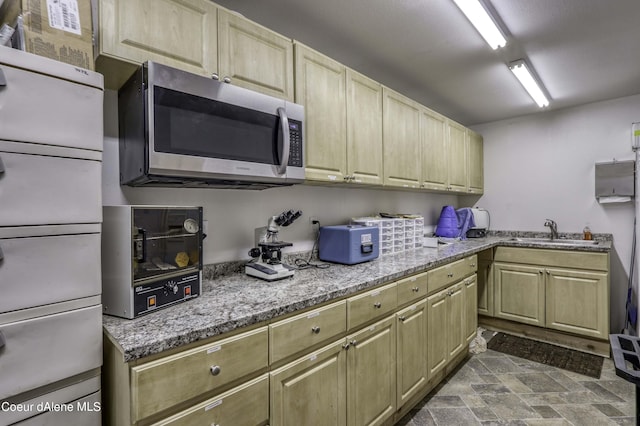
[{"x1": 486, "y1": 332, "x2": 604, "y2": 379}]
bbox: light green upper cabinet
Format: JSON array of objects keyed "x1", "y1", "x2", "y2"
[
  {"x1": 217, "y1": 9, "x2": 294, "y2": 101},
  {"x1": 421, "y1": 107, "x2": 448, "y2": 191},
  {"x1": 383, "y1": 87, "x2": 421, "y2": 189},
  {"x1": 447, "y1": 120, "x2": 469, "y2": 193},
  {"x1": 96, "y1": 0, "x2": 294, "y2": 101},
  {"x1": 346, "y1": 69, "x2": 383, "y2": 185},
  {"x1": 97, "y1": 0, "x2": 219, "y2": 88},
  {"x1": 467, "y1": 129, "x2": 484, "y2": 194},
  {"x1": 294, "y1": 43, "x2": 347, "y2": 183}
]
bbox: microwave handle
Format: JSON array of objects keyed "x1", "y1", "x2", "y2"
[{"x1": 276, "y1": 107, "x2": 290, "y2": 176}]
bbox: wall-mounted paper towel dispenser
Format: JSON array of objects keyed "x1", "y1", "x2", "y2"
[{"x1": 595, "y1": 160, "x2": 635, "y2": 203}]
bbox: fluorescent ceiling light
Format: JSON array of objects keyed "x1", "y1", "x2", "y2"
[
  {"x1": 453, "y1": 0, "x2": 506, "y2": 49},
  {"x1": 509, "y1": 60, "x2": 549, "y2": 107}
]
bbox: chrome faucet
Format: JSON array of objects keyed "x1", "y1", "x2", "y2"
[{"x1": 544, "y1": 219, "x2": 559, "y2": 240}]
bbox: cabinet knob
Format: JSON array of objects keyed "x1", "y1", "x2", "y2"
[
  {"x1": 211, "y1": 73, "x2": 220, "y2": 80},
  {"x1": 350, "y1": 340, "x2": 358, "y2": 347},
  {"x1": 223, "y1": 76, "x2": 232, "y2": 84},
  {"x1": 538, "y1": 270, "x2": 544, "y2": 275},
  {"x1": 311, "y1": 326, "x2": 321, "y2": 334},
  {"x1": 546, "y1": 270, "x2": 550, "y2": 275},
  {"x1": 470, "y1": 263, "x2": 476, "y2": 267},
  {"x1": 373, "y1": 302, "x2": 382, "y2": 309},
  {"x1": 398, "y1": 316, "x2": 406, "y2": 322},
  {"x1": 210, "y1": 365, "x2": 221, "y2": 376},
  {"x1": 412, "y1": 287, "x2": 420, "y2": 292},
  {"x1": 447, "y1": 273, "x2": 454, "y2": 278},
  {"x1": 342, "y1": 343, "x2": 350, "y2": 351}
]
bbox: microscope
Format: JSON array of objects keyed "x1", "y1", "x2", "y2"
[{"x1": 245, "y1": 210, "x2": 302, "y2": 281}]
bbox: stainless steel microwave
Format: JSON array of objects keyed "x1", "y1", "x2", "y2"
[{"x1": 118, "y1": 61, "x2": 305, "y2": 189}]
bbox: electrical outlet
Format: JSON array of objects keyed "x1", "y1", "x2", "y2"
[{"x1": 309, "y1": 216, "x2": 319, "y2": 225}]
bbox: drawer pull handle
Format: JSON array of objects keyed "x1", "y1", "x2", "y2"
[
  {"x1": 412, "y1": 287, "x2": 420, "y2": 292},
  {"x1": 311, "y1": 326, "x2": 321, "y2": 334},
  {"x1": 0, "y1": 330, "x2": 5, "y2": 349},
  {"x1": 210, "y1": 365, "x2": 221, "y2": 376},
  {"x1": 373, "y1": 302, "x2": 382, "y2": 309}
]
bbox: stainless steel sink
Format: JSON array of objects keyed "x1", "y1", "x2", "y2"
[{"x1": 508, "y1": 237, "x2": 600, "y2": 246}]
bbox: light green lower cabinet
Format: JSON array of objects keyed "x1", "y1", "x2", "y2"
[
  {"x1": 494, "y1": 263, "x2": 546, "y2": 326},
  {"x1": 396, "y1": 300, "x2": 428, "y2": 409},
  {"x1": 270, "y1": 340, "x2": 347, "y2": 426},
  {"x1": 464, "y1": 275, "x2": 478, "y2": 344},
  {"x1": 545, "y1": 268, "x2": 609, "y2": 339}
]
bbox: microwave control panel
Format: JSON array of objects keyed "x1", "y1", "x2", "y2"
[
  {"x1": 133, "y1": 272, "x2": 201, "y2": 317},
  {"x1": 288, "y1": 119, "x2": 303, "y2": 167}
]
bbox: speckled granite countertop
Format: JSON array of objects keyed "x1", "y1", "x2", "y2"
[{"x1": 103, "y1": 234, "x2": 612, "y2": 362}]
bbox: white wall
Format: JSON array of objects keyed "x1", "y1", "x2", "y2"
[
  {"x1": 470, "y1": 94, "x2": 640, "y2": 334},
  {"x1": 102, "y1": 90, "x2": 458, "y2": 264}
]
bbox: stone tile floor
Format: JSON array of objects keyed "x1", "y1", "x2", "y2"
[{"x1": 398, "y1": 332, "x2": 636, "y2": 425}]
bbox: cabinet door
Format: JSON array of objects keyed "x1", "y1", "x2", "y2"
[
  {"x1": 447, "y1": 282, "x2": 465, "y2": 359},
  {"x1": 494, "y1": 263, "x2": 546, "y2": 326},
  {"x1": 383, "y1": 88, "x2": 421, "y2": 188},
  {"x1": 467, "y1": 129, "x2": 484, "y2": 194},
  {"x1": 346, "y1": 69, "x2": 383, "y2": 185},
  {"x1": 98, "y1": 0, "x2": 218, "y2": 78},
  {"x1": 218, "y1": 9, "x2": 294, "y2": 101},
  {"x1": 271, "y1": 340, "x2": 347, "y2": 426},
  {"x1": 447, "y1": 120, "x2": 468, "y2": 192},
  {"x1": 421, "y1": 107, "x2": 448, "y2": 191},
  {"x1": 426, "y1": 289, "x2": 448, "y2": 377},
  {"x1": 546, "y1": 268, "x2": 609, "y2": 339},
  {"x1": 295, "y1": 43, "x2": 347, "y2": 182},
  {"x1": 152, "y1": 374, "x2": 269, "y2": 426},
  {"x1": 477, "y1": 260, "x2": 494, "y2": 316},
  {"x1": 347, "y1": 316, "x2": 396, "y2": 426},
  {"x1": 464, "y1": 275, "x2": 478, "y2": 344},
  {"x1": 396, "y1": 301, "x2": 428, "y2": 409}
]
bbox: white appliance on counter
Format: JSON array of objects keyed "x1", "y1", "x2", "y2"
[
  {"x1": 467, "y1": 208, "x2": 490, "y2": 238},
  {"x1": 0, "y1": 48, "x2": 103, "y2": 425}
]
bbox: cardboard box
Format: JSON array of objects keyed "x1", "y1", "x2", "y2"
[{"x1": 0, "y1": 0, "x2": 94, "y2": 70}]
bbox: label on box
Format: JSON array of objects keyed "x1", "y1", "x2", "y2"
[
  {"x1": 47, "y1": 0, "x2": 81, "y2": 35},
  {"x1": 361, "y1": 233, "x2": 372, "y2": 244}
]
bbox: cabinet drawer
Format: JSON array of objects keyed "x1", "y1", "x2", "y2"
[
  {"x1": 347, "y1": 282, "x2": 397, "y2": 330},
  {"x1": 0, "y1": 304, "x2": 102, "y2": 400},
  {"x1": 495, "y1": 247, "x2": 609, "y2": 272},
  {"x1": 270, "y1": 301, "x2": 346, "y2": 364},
  {"x1": 0, "y1": 228, "x2": 101, "y2": 313},
  {"x1": 396, "y1": 272, "x2": 428, "y2": 306},
  {"x1": 428, "y1": 256, "x2": 477, "y2": 294},
  {"x1": 0, "y1": 63, "x2": 102, "y2": 150},
  {"x1": 152, "y1": 374, "x2": 269, "y2": 426},
  {"x1": 131, "y1": 327, "x2": 268, "y2": 422},
  {"x1": 0, "y1": 143, "x2": 101, "y2": 226}
]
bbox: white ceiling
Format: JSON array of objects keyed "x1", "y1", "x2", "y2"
[{"x1": 212, "y1": 0, "x2": 640, "y2": 126}]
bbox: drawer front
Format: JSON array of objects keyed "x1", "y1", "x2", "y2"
[
  {"x1": 132, "y1": 327, "x2": 268, "y2": 422},
  {"x1": 495, "y1": 247, "x2": 609, "y2": 272},
  {"x1": 347, "y1": 282, "x2": 397, "y2": 330},
  {"x1": 270, "y1": 301, "x2": 346, "y2": 363},
  {"x1": 0, "y1": 305, "x2": 102, "y2": 400},
  {"x1": 0, "y1": 232, "x2": 101, "y2": 313},
  {"x1": 396, "y1": 272, "x2": 428, "y2": 306},
  {"x1": 0, "y1": 149, "x2": 101, "y2": 226},
  {"x1": 16, "y1": 391, "x2": 102, "y2": 426},
  {"x1": 152, "y1": 374, "x2": 269, "y2": 426},
  {"x1": 428, "y1": 256, "x2": 477, "y2": 294},
  {"x1": 0, "y1": 64, "x2": 103, "y2": 150}
]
